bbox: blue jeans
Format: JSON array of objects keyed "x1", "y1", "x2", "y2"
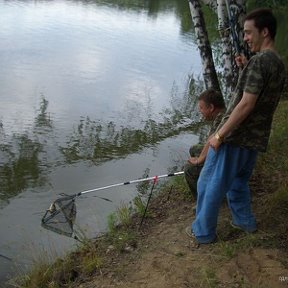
[{"x1": 191, "y1": 143, "x2": 258, "y2": 243}]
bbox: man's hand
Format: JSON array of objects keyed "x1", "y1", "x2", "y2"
[
  {"x1": 235, "y1": 54, "x2": 248, "y2": 68},
  {"x1": 188, "y1": 157, "x2": 198, "y2": 165},
  {"x1": 209, "y1": 134, "x2": 222, "y2": 151}
]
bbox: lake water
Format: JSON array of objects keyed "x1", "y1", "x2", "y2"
[{"x1": 0, "y1": 0, "x2": 203, "y2": 284}]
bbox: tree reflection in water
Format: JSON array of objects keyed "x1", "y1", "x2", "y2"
[{"x1": 0, "y1": 77, "x2": 208, "y2": 203}]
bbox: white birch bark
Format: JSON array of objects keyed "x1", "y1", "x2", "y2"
[
  {"x1": 218, "y1": 0, "x2": 234, "y2": 97},
  {"x1": 193, "y1": 0, "x2": 246, "y2": 100},
  {"x1": 188, "y1": 0, "x2": 220, "y2": 91}
]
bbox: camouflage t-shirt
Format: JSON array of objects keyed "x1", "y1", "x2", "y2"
[
  {"x1": 221, "y1": 50, "x2": 286, "y2": 152},
  {"x1": 199, "y1": 111, "x2": 226, "y2": 144},
  {"x1": 208, "y1": 111, "x2": 225, "y2": 137}
]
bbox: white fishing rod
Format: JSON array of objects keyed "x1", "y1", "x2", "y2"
[{"x1": 77, "y1": 171, "x2": 184, "y2": 197}]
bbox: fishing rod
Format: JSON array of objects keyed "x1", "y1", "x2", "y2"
[
  {"x1": 225, "y1": 0, "x2": 252, "y2": 65},
  {"x1": 41, "y1": 171, "x2": 184, "y2": 238},
  {"x1": 225, "y1": 0, "x2": 241, "y2": 55},
  {"x1": 75, "y1": 171, "x2": 184, "y2": 196}
]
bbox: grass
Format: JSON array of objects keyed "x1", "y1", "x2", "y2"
[
  {"x1": 133, "y1": 195, "x2": 147, "y2": 217},
  {"x1": 116, "y1": 202, "x2": 132, "y2": 228},
  {"x1": 216, "y1": 232, "x2": 278, "y2": 260},
  {"x1": 11, "y1": 237, "x2": 105, "y2": 288},
  {"x1": 201, "y1": 267, "x2": 219, "y2": 288},
  {"x1": 254, "y1": 100, "x2": 288, "y2": 250},
  {"x1": 105, "y1": 202, "x2": 139, "y2": 252}
]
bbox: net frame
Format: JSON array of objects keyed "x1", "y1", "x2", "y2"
[{"x1": 41, "y1": 194, "x2": 77, "y2": 237}]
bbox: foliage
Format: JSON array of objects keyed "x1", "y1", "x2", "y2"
[
  {"x1": 12, "y1": 238, "x2": 105, "y2": 287},
  {"x1": 116, "y1": 202, "x2": 133, "y2": 228},
  {"x1": 253, "y1": 100, "x2": 288, "y2": 250},
  {"x1": 133, "y1": 196, "x2": 147, "y2": 217},
  {"x1": 160, "y1": 174, "x2": 191, "y2": 201},
  {"x1": 250, "y1": 0, "x2": 288, "y2": 7},
  {"x1": 256, "y1": 100, "x2": 288, "y2": 185},
  {"x1": 107, "y1": 212, "x2": 118, "y2": 234},
  {"x1": 106, "y1": 203, "x2": 137, "y2": 252},
  {"x1": 106, "y1": 229, "x2": 137, "y2": 252},
  {"x1": 201, "y1": 5, "x2": 219, "y2": 42}
]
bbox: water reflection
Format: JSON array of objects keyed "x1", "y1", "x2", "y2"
[
  {"x1": 0, "y1": 98, "x2": 51, "y2": 204},
  {"x1": 0, "y1": 77, "x2": 207, "y2": 205},
  {"x1": 0, "y1": 0, "x2": 204, "y2": 284},
  {"x1": 0, "y1": 135, "x2": 42, "y2": 198},
  {"x1": 79, "y1": 0, "x2": 191, "y2": 21},
  {"x1": 34, "y1": 97, "x2": 53, "y2": 131},
  {"x1": 60, "y1": 79, "x2": 203, "y2": 162}
]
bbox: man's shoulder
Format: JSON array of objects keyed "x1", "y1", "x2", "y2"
[
  {"x1": 244, "y1": 50, "x2": 285, "y2": 92},
  {"x1": 254, "y1": 50, "x2": 285, "y2": 69}
]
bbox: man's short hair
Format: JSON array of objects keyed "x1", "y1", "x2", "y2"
[
  {"x1": 199, "y1": 89, "x2": 226, "y2": 109},
  {"x1": 245, "y1": 8, "x2": 277, "y2": 40}
]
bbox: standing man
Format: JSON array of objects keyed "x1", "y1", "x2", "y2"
[{"x1": 186, "y1": 8, "x2": 286, "y2": 244}]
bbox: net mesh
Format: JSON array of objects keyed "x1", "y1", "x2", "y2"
[{"x1": 41, "y1": 195, "x2": 77, "y2": 237}]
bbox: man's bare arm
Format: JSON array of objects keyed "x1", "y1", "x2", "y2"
[{"x1": 209, "y1": 91, "x2": 258, "y2": 150}]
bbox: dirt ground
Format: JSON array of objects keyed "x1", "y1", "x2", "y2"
[{"x1": 74, "y1": 187, "x2": 288, "y2": 288}]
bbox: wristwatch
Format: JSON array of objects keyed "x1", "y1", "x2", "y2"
[{"x1": 215, "y1": 132, "x2": 223, "y2": 142}]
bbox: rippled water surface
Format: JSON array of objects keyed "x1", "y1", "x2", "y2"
[{"x1": 0, "y1": 0, "x2": 203, "y2": 283}]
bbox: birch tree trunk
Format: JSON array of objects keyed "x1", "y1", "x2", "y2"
[
  {"x1": 217, "y1": 0, "x2": 235, "y2": 98},
  {"x1": 188, "y1": 0, "x2": 246, "y2": 100},
  {"x1": 188, "y1": 0, "x2": 221, "y2": 92}
]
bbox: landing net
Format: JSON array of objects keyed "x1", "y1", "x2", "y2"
[{"x1": 41, "y1": 195, "x2": 77, "y2": 237}]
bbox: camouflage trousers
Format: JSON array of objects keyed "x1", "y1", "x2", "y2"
[{"x1": 184, "y1": 144, "x2": 203, "y2": 200}]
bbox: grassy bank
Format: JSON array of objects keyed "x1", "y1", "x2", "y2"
[
  {"x1": 9, "y1": 100, "x2": 288, "y2": 288},
  {"x1": 253, "y1": 98, "x2": 288, "y2": 249}
]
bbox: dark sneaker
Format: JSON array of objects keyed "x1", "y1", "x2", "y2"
[
  {"x1": 185, "y1": 226, "x2": 195, "y2": 238},
  {"x1": 230, "y1": 221, "x2": 257, "y2": 233},
  {"x1": 185, "y1": 226, "x2": 200, "y2": 248},
  {"x1": 192, "y1": 204, "x2": 196, "y2": 214},
  {"x1": 185, "y1": 226, "x2": 217, "y2": 245}
]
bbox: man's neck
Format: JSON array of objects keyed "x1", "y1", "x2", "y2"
[
  {"x1": 212, "y1": 107, "x2": 225, "y2": 119},
  {"x1": 260, "y1": 39, "x2": 275, "y2": 52}
]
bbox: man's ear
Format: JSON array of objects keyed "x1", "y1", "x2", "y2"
[
  {"x1": 262, "y1": 27, "x2": 269, "y2": 38},
  {"x1": 209, "y1": 104, "x2": 215, "y2": 111}
]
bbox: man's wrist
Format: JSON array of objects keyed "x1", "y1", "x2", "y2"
[{"x1": 215, "y1": 132, "x2": 224, "y2": 142}]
